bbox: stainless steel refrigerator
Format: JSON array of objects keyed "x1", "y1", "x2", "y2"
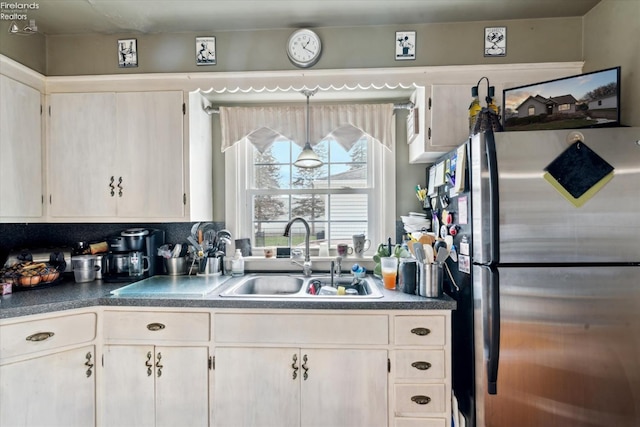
[{"x1": 442, "y1": 128, "x2": 640, "y2": 427}]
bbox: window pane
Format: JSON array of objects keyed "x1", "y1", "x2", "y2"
[
  {"x1": 329, "y1": 163, "x2": 367, "y2": 189},
  {"x1": 292, "y1": 194, "x2": 326, "y2": 220},
  {"x1": 253, "y1": 222, "x2": 291, "y2": 247},
  {"x1": 254, "y1": 140, "x2": 290, "y2": 164},
  {"x1": 255, "y1": 164, "x2": 290, "y2": 189},
  {"x1": 292, "y1": 165, "x2": 329, "y2": 189},
  {"x1": 329, "y1": 193, "x2": 368, "y2": 241},
  {"x1": 254, "y1": 194, "x2": 289, "y2": 222}
]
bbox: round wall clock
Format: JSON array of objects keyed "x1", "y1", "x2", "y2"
[{"x1": 286, "y1": 29, "x2": 322, "y2": 68}]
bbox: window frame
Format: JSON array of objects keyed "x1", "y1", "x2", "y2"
[{"x1": 225, "y1": 126, "x2": 396, "y2": 258}]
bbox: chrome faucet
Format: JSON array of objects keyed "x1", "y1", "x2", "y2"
[{"x1": 283, "y1": 217, "x2": 312, "y2": 277}]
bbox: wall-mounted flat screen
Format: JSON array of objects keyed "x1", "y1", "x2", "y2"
[{"x1": 502, "y1": 66, "x2": 621, "y2": 131}]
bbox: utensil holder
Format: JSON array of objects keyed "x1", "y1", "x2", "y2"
[
  {"x1": 418, "y1": 262, "x2": 443, "y2": 298},
  {"x1": 164, "y1": 257, "x2": 187, "y2": 276}
]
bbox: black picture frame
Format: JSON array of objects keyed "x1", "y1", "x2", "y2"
[
  {"x1": 118, "y1": 39, "x2": 138, "y2": 68},
  {"x1": 196, "y1": 37, "x2": 216, "y2": 66},
  {"x1": 395, "y1": 31, "x2": 416, "y2": 61},
  {"x1": 502, "y1": 66, "x2": 621, "y2": 131}
]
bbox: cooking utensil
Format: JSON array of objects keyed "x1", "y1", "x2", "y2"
[
  {"x1": 171, "y1": 243, "x2": 182, "y2": 258},
  {"x1": 436, "y1": 246, "x2": 449, "y2": 263},
  {"x1": 423, "y1": 244, "x2": 434, "y2": 264},
  {"x1": 414, "y1": 244, "x2": 426, "y2": 263},
  {"x1": 434, "y1": 240, "x2": 447, "y2": 255}
]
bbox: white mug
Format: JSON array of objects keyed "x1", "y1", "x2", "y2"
[{"x1": 352, "y1": 234, "x2": 371, "y2": 257}]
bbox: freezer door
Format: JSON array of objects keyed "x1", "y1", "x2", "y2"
[
  {"x1": 472, "y1": 128, "x2": 640, "y2": 264},
  {"x1": 474, "y1": 265, "x2": 640, "y2": 427}
]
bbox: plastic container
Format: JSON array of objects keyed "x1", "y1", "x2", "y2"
[{"x1": 231, "y1": 249, "x2": 245, "y2": 276}]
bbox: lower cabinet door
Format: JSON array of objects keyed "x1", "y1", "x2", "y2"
[
  {"x1": 102, "y1": 345, "x2": 156, "y2": 427},
  {"x1": 155, "y1": 346, "x2": 209, "y2": 427},
  {"x1": 103, "y1": 345, "x2": 209, "y2": 427},
  {"x1": 214, "y1": 347, "x2": 300, "y2": 427},
  {"x1": 300, "y1": 348, "x2": 388, "y2": 427},
  {"x1": 0, "y1": 345, "x2": 96, "y2": 427}
]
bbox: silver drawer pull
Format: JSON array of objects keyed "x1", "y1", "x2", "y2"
[
  {"x1": 147, "y1": 323, "x2": 166, "y2": 331},
  {"x1": 410, "y1": 327, "x2": 431, "y2": 336},
  {"x1": 411, "y1": 361, "x2": 432, "y2": 371},
  {"x1": 411, "y1": 395, "x2": 431, "y2": 405},
  {"x1": 26, "y1": 332, "x2": 54, "y2": 342}
]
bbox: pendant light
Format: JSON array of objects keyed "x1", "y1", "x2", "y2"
[{"x1": 294, "y1": 89, "x2": 323, "y2": 169}]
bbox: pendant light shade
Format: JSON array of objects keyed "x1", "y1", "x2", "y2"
[{"x1": 294, "y1": 89, "x2": 323, "y2": 169}]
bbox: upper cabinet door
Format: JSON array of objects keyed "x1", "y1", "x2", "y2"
[
  {"x1": 48, "y1": 92, "x2": 118, "y2": 218},
  {"x1": 0, "y1": 75, "x2": 43, "y2": 219},
  {"x1": 116, "y1": 91, "x2": 184, "y2": 219}
]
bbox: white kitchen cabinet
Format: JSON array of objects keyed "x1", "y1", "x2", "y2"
[
  {"x1": 0, "y1": 74, "x2": 43, "y2": 220},
  {"x1": 48, "y1": 92, "x2": 118, "y2": 217},
  {"x1": 0, "y1": 345, "x2": 96, "y2": 427},
  {"x1": 0, "y1": 310, "x2": 98, "y2": 427},
  {"x1": 47, "y1": 91, "x2": 185, "y2": 220},
  {"x1": 214, "y1": 347, "x2": 387, "y2": 427},
  {"x1": 102, "y1": 345, "x2": 209, "y2": 427},
  {"x1": 213, "y1": 311, "x2": 389, "y2": 427},
  {"x1": 408, "y1": 63, "x2": 584, "y2": 163},
  {"x1": 409, "y1": 84, "x2": 471, "y2": 164},
  {"x1": 101, "y1": 309, "x2": 211, "y2": 427},
  {"x1": 391, "y1": 314, "x2": 451, "y2": 427}
]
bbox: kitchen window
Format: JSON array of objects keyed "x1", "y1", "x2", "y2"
[{"x1": 224, "y1": 105, "x2": 396, "y2": 256}]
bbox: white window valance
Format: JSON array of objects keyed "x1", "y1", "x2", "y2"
[{"x1": 219, "y1": 103, "x2": 395, "y2": 153}]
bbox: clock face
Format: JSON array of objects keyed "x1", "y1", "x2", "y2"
[{"x1": 287, "y1": 29, "x2": 321, "y2": 68}]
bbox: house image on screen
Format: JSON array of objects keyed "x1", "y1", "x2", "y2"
[
  {"x1": 588, "y1": 95, "x2": 617, "y2": 110},
  {"x1": 515, "y1": 94, "x2": 578, "y2": 118}
]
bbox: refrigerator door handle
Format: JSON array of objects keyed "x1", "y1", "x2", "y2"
[
  {"x1": 485, "y1": 132, "x2": 500, "y2": 264},
  {"x1": 486, "y1": 267, "x2": 500, "y2": 394}
]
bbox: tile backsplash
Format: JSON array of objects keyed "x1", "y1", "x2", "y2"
[{"x1": 0, "y1": 222, "x2": 224, "y2": 264}]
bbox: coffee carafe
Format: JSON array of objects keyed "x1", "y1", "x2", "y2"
[{"x1": 103, "y1": 236, "x2": 131, "y2": 282}]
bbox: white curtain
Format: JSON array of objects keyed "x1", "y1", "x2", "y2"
[{"x1": 219, "y1": 103, "x2": 395, "y2": 152}]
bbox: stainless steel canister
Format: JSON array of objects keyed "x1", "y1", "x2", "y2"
[{"x1": 418, "y1": 262, "x2": 443, "y2": 298}]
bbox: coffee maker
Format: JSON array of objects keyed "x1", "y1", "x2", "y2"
[{"x1": 103, "y1": 228, "x2": 165, "y2": 282}]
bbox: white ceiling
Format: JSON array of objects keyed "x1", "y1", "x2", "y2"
[{"x1": 20, "y1": 0, "x2": 601, "y2": 36}]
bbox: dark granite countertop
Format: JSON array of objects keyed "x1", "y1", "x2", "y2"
[{"x1": 1, "y1": 273, "x2": 456, "y2": 319}]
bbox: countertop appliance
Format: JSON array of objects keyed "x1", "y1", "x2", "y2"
[
  {"x1": 103, "y1": 228, "x2": 165, "y2": 282},
  {"x1": 432, "y1": 128, "x2": 640, "y2": 427}
]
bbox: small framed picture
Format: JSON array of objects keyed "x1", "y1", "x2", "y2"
[
  {"x1": 485, "y1": 27, "x2": 506, "y2": 57},
  {"x1": 395, "y1": 31, "x2": 416, "y2": 61},
  {"x1": 196, "y1": 37, "x2": 216, "y2": 65},
  {"x1": 117, "y1": 39, "x2": 138, "y2": 68}
]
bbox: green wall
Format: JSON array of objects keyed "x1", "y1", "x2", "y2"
[{"x1": 583, "y1": 0, "x2": 640, "y2": 127}]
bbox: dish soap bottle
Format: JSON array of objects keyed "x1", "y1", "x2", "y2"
[{"x1": 231, "y1": 249, "x2": 244, "y2": 276}]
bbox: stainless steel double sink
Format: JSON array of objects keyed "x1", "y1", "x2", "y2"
[{"x1": 219, "y1": 273, "x2": 384, "y2": 299}]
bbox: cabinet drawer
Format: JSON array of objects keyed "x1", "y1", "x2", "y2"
[
  {"x1": 0, "y1": 312, "x2": 96, "y2": 360},
  {"x1": 394, "y1": 350, "x2": 445, "y2": 380},
  {"x1": 215, "y1": 313, "x2": 388, "y2": 345},
  {"x1": 103, "y1": 311, "x2": 210, "y2": 342},
  {"x1": 395, "y1": 418, "x2": 447, "y2": 427},
  {"x1": 394, "y1": 384, "x2": 446, "y2": 415},
  {"x1": 394, "y1": 316, "x2": 445, "y2": 346}
]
